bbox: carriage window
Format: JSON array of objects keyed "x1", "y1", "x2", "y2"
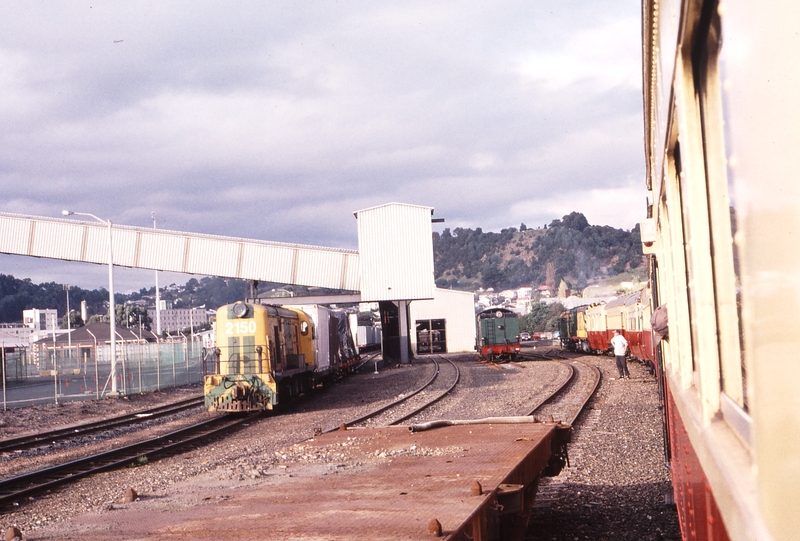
[
  {"x1": 693, "y1": 1, "x2": 746, "y2": 411},
  {"x1": 673, "y1": 142, "x2": 696, "y2": 375}
]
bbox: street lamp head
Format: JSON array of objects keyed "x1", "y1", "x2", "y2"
[{"x1": 62, "y1": 210, "x2": 74, "y2": 216}]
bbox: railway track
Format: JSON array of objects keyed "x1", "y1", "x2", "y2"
[
  {"x1": 332, "y1": 355, "x2": 460, "y2": 430},
  {"x1": 354, "y1": 350, "x2": 382, "y2": 373},
  {"x1": 475, "y1": 348, "x2": 601, "y2": 427},
  {"x1": 0, "y1": 412, "x2": 254, "y2": 510},
  {"x1": 527, "y1": 358, "x2": 601, "y2": 425},
  {"x1": 0, "y1": 396, "x2": 205, "y2": 453},
  {"x1": 335, "y1": 349, "x2": 599, "y2": 440},
  {"x1": 514, "y1": 347, "x2": 602, "y2": 424},
  {"x1": 0, "y1": 351, "x2": 597, "y2": 513}
]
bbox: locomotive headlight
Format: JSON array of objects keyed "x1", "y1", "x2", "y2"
[{"x1": 232, "y1": 302, "x2": 248, "y2": 318}]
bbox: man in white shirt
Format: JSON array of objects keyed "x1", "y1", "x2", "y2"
[{"x1": 611, "y1": 329, "x2": 630, "y2": 379}]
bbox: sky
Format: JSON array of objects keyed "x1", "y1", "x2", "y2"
[{"x1": 1, "y1": 1, "x2": 645, "y2": 293}]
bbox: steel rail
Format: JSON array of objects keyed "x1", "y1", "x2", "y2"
[
  {"x1": 331, "y1": 357, "x2": 442, "y2": 431},
  {"x1": 0, "y1": 413, "x2": 254, "y2": 509},
  {"x1": 524, "y1": 361, "x2": 575, "y2": 416},
  {"x1": 385, "y1": 356, "x2": 460, "y2": 426},
  {"x1": 526, "y1": 358, "x2": 602, "y2": 424},
  {"x1": 563, "y1": 358, "x2": 602, "y2": 426},
  {"x1": 354, "y1": 351, "x2": 381, "y2": 372},
  {"x1": 0, "y1": 396, "x2": 205, "y2": 453}
]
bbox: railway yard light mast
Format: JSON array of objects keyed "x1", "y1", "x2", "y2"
[
  {"x1": 63, "y1": 284, "x2": 71, "y2": 361},
  {"x1": 152, "y1": 212, "x2": 161, "y2": 338},
  {"x1": 61, "y1": 210, "x2": 119, "y2": 396}
]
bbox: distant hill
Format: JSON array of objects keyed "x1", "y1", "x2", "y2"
[
  {"x1": 0, "y1": 272, "x2": 350, "y2": 325},
  {"x1": 0, "y1": 275, "x2": 251, "y2": 325},
  {"x1": 433, "y1": 211, "x2": 645, "y2": 293}
]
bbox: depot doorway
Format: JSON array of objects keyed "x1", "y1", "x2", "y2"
[{"x1": 416, "y1": 319, "x2": 447, "y2": 354}]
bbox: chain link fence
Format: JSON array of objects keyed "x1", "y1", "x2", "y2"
[{"x1": 2, "y1": 341, "x2": 209, "y2": 410}]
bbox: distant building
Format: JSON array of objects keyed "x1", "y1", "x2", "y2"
[
  {"x1": 0, "y1": 323, "x2": 33, "y2": 345},
  {"x1": 516, "y1": 287, "x2": 533, "y2": 300},
  {"x1": 23, "y1": 308, "x2": 58, "y2": 333},
  {"x1": 195, "y1": 327, "x2": 216, "y2": 348},
  {"x1": 500, "y1": 290, "x2": 517, "y2": 301},
  {"x1": 31, "y1": 322, "x2": 158, "y2": 370},
  {"x1": 147, "y1": 308, "x2": 209, "y2": 333},
  {"x1": 22, "y1": 308, "x2": 65, "y2": 345},
  {"x1": 476, "y1": 294, "x2": 495, "y2": 309},
  {"x1": 536, "y1": 285, "x2": 551, "y2": 298},
  {"x1": 513, "y1": 298, "x2": 533, "y2": 315}
]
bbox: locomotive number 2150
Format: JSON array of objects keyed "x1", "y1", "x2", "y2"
[{"x1": 226, "y1": 320, "x2": 257, "y2": 335}]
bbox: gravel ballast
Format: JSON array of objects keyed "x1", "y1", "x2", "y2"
[
  {"x1": 1, "y1": 351, "x2": 681, "y2": 540},
  {"x1": 527, "y1": 354, "x2": 681, "y2": 541}
]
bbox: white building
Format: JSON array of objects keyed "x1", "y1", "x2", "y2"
[
  {"x1": 500, "y1": 289, "x2": 518, "y2": 301},
  {"x1": 409, "y1": 288, "x2": 476, "y2": 355},
  {"x1": 23, "y1": 308, "x2": 58, "y2": 332},
  {"x1": 0, "y1": 323, "x2": 33, "y2": 346},
  {"x1": 22, "y1": 308, "x2": 63, "y2": 344},
  {"x1": 146, "y1": 308, "x2": 210, "y2": 333}
]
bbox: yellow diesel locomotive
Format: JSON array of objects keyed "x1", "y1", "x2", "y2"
[{"x1": 204, "y1": 301, "x2": 357, "y2": 412}]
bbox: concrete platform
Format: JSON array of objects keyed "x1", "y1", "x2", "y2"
[{"x1": 36, "y1": 421, "x2": 570, "y2": 541}]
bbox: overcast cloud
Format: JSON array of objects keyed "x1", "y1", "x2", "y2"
[{"x1": 1, "y1": 1, "x2": 645, "y2": 292}]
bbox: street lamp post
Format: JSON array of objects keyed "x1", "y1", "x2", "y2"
[
  {"x1": 63, "y1": 284, "x2": 71, "y2": 363},
  {"x1": 152, "y1": 212, "x2": 161, "y2": 338},
  {"x1": 62, "y1": 210, "x2": 119, "y2": 395}
]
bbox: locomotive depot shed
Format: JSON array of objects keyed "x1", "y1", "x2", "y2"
[
  {"x1": 35, "y1": 422, "x2": 570, "y2": 540},
  {"x1": 0, "y1": 202, "x2": 477, "y2": 363}
]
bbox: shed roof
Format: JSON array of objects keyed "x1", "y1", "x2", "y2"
[
  {"x1": 33, "y1": 322, "x2": 158, "y2": 345},
  {"x1": 0, "y1": 330, "x2": 27, "y2": 348},
  {"x1": 352, "y1": 202, "x2": 434, "y2": 217}
]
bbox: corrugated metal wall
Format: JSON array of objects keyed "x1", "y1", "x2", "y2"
[
  {"x1": 0, "y1": 212, "x2": 360, "y2": 291},
  {"x1": 355, "y1": 202, "x2": 436, "y2": 302}
]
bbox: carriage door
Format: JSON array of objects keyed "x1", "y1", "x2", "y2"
[{"x1": 416, "y1": 319, "x2": 447, "y2": 353}]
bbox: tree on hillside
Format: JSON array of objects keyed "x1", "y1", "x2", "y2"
[
  {"x1": 545, "y1": 262, "x2": 556, "y2": 294},
  {"x1": 561, "y1": 212, "x2": 590, "y2": 231},
  {"x1": 431, "y1": 213, "x2": 644, "y2": 292},
  {"x1": 87, "y1": 313, "x2": 108, "y2": 325},
  {"x1": 481, "y1": 258, "x2": 507, "y2": 290},
  {"x1": 0, "y1": 274, "x2": 110, "y2": 324},
  {"x1": 520, "y1": 302, "x2": 565, "y2": 333},
  {"x1": 115, "y1": 304, "x2": 152, "y2": 331},
  {"x1": 61, "y1": 311, "x2": 84, "y2": 329}
]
